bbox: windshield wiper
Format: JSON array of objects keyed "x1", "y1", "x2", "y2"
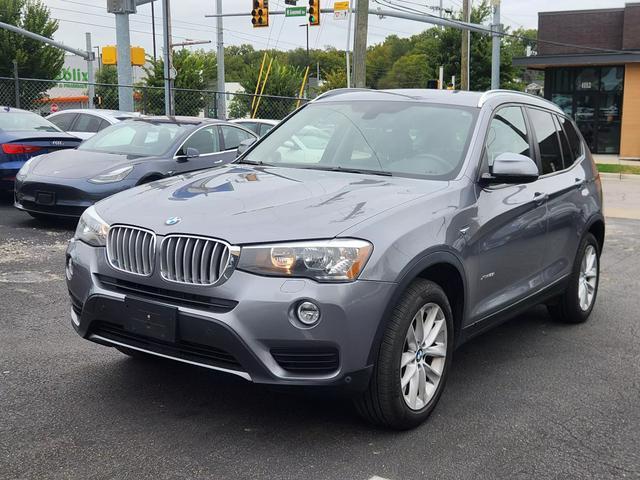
[
  {"x1": 311, "y1": 165, "x2": 393, "y2": 177},
  {"x1": 236, "y1": 159, "x2": 265, "y2": 165}
]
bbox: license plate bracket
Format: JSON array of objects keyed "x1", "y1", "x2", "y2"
[
  {"x1": 35, "y1": 191, "x2": 55, "y2": 205},
  {"x1": 124, "y1": 297, "x2": 177, "y2": 343}
]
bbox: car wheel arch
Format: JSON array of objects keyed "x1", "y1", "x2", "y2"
[
  {"x1": 366, "y1": 249, "x2": 467, "y2": 366},
  {"x1": 586, "y1": 216, "x2": 605, "y2": 254}
]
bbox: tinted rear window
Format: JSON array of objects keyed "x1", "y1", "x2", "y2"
[
  {"x1": 557, "y1": 115, "x2": 583, "y2": 161},
  {"x1": 528, "y1": 108, "x2": 563, "y2": 175},
  {"x1": 48, "y1": 113, "x2": 77, "y2": 131}
]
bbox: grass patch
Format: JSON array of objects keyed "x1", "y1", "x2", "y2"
[{"x1": 597, "y1": 163, "x2": 640, "y2": 175}]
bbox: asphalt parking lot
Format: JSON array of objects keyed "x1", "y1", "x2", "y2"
[{"x1": 1, "y1": 192, "x2": 639, "y2": 480}]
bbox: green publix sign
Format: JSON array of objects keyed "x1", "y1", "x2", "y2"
[{"x1": 56, "y1": 67, "x2": 89, "y2": 83}]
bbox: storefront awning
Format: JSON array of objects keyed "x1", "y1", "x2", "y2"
[{"x1": 514, "y1": 52, "x2": 640, "y2": 69}]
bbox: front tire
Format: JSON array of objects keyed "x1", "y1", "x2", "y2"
[
  {"x1": 548, "y1": 233, "x2": 600, "y2": 324},
  {"x1": 355, "y1": 279, "x2": 454, "y2": 430}
]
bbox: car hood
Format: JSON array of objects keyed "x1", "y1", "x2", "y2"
[
  {"x1": 30, "y1": 149, "x2": 152, "y2": 179},
  {"x1": 96, "y1": 164, "x2": 449, "y2": 244}
]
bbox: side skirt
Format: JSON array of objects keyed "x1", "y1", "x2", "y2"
[{"x1": 459, "y1": 275, "x2": 570, "y2": 345}]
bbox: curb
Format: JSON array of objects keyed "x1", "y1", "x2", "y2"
[{"x1": 599, "y1": 172, "x2": 640, "y2": 180}]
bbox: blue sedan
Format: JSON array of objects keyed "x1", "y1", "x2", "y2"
[{"x1": 0, "y1": 107, "x2": 81, "y2": 190}]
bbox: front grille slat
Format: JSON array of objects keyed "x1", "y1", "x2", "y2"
[
  {"x1": 107, "y1": 226, "x2": 155, "y2": 276},
  {"x1": 161, "y1": 235, "x2": 235, "y2": 287}
]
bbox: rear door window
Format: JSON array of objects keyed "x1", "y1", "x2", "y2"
[
  {"x1": 554, "y1": 116, "x2": 573, "y2": 169},
  {"x1": 48, "y1": 113, "x2": 77, "y2": 131},
  {"x1": 220, "y1": 125, "x2": 255, "y2": 150},
  {"x1": 557, "y1": 116, "x2": 583, "y2": 161},
  {"x1": 528, "y1": 108, "x2": 564, "y2": 175},
  {"x1": 181, "y1": 126, "x2": 220, "y2": 155},
  {"x1": 73, "y1": 113, "x2": 103, "y2": 133},
  {"x1": 259, "y1": 123, "x2": 274, "y2": 136}
]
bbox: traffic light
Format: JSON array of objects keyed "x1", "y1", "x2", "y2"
[
  {"x1": 308, "y1": 0, "x2": 320, "y2": 26},
  {"x1": 252, "y1": 0, "x2": 269, "y2": 28}
]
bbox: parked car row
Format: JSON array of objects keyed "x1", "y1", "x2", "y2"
[{"x1": 1, "y1": 107, "x2": 283, "y2": 218}]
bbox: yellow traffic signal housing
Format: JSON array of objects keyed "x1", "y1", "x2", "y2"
[
  {"x1": 308, "y1": 0, "x2": 320, "y2": 26},
  {"x1": 252, "y1": 0, "x2": 269, "y2": 28},
  {"x1": 101, "y1": 46, "x2": 145, "y2": 66},
  {"x1": 102, "y1": 46, "x2": 117, "y2": 65},
  {"x1": 130, "y1": 46, "x2": 145, "y2": 66}
]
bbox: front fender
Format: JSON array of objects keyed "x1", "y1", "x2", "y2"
[{"x1": 365, "y1": 248, "x2": 468, "y2": 365}]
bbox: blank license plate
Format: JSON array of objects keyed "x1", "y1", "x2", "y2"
[
  {"x1": 35, "y1": 192, "x2": 55, "y2": 205},
  {"x1": 124, "y1": 297, "x2": 177, "y2": 343}
]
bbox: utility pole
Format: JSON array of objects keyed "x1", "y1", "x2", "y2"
[
  {"x1": 162, "y1": 0, "x2": 174, "y2": 115},
  {"x1": 346, "y1": 0, "x2": 353, "y2": 88},
  {"x1": 353, "y1": 0, "x2": 369, "y2": 88},
  {"x1": 151, "y1": 0, "x2": 157, "y2": 61},
  {"x1": 216, "y1": 0, "x2": 225, "y2": 119},
  {"x1": 461, "y1": 0, "x2": 470, "y2": 90},
  {"x1": 491, "y1": 0, "x2": 501, "y2": 90},
  {"x1": 109, "y1": 0, "x2": 135, "y2": 111},
  {"x1": 86, "y1": 33, "x2": 95, "y2": 108}
]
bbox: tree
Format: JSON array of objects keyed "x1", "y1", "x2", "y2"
[
  {"x1": 228, "y1": 60, "x2": 305, "y2": 120},
  {"x1": 378, "y1": 54, "x2": 432, "y2": 89},
  {"x1": 0, "y1": 0, "x2": 65, "y2": 107},
  {"x1": 140, "y1": 49, "x2": 216, "y2": 116},
  {"x1": 94, "y1": 66, "x2": 119, "y2": 110}
]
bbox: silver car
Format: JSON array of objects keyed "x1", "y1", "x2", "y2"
[
  {"x1": 66, "y1": 89, "x2": 604, "y2": 429},
  {"x1": 47, "y1": 109, "x2": 141, "y2": 140}
]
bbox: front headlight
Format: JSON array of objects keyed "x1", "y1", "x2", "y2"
[
  {"x1": 238, "y1": 239, "x2": 373, "y2": 282},
  {"x1": 16, "y1": 158, "x2": 34, "y2": 181},
  {"x1": 89, "y1": 165, "x2": 133, "y2": 184},
  {"x1": 74, "y1": 206, "x2": 110, "y2": 246}
]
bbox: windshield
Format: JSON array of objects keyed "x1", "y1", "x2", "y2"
[
  {"x1": 243, "y1": 101, "x2": 477, "y2": 179},
  {"x1": 78, "y1": 121, "x2": 187, "y2": 156},
  {"x1": 0, "y1": 111, "x2": 61, "y2": 132}
]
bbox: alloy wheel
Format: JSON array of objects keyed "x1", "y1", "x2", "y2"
[
  {"x1": 400, "y1": 302, "x2": 447, "y2": 411},
  {"x1": 578, "y1": 244, "x2": 598, "y2": 311}
]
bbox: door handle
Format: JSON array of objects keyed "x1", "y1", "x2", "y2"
[
  {"x1": 534, "y1": 192, "x2": 548, "y2": 205},
  {"x1": 575, "y1": 178, "x2": 586, "y2": 189}
]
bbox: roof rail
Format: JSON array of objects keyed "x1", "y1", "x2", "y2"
[
  {"x1": 477, "y1": 89, "x2": 547, "y2": 107},
  {"x1": 312, "y1": 88, "x2": 371, "y2": 102}
]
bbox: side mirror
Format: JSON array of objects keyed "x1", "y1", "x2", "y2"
[
  {"x1": 176, "y1": 147, "x2": 200, "y2": 162},
  {"x1": 236, "y1": 137, "x2": 256, "y2": 158},
  {"x1": 482, "y1": 153, "x2": 539, "y2": 184},
  {"x1": 283, "y1": 140, "x2": 298, "y2": 150}
]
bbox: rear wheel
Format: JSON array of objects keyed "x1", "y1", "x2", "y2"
[
  {"x1": 548, "y1": 233, "x2": 600, "y2": 324},
  {"x1": 354, "y1": 279, "x2": 453, "y2": 430}
]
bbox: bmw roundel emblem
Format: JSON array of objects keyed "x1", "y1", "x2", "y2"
[{"x1": 165, "y1": 216, "x2": 181, "y2": 226}]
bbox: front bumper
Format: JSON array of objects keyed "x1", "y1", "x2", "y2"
[
  {"x1": 66, "y1": 239, "x2": 395, "y2": 390},
  {"x1": 14, "y1": 176, "x2": 127, "y2": 217}
]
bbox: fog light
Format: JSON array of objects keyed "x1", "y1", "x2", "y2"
[
  {"x1": 296, "y1": 301, "x2": 320, "y2": 326},
  {"x1": 65, "y1": 257, "x2": 74, "y2": 281}
]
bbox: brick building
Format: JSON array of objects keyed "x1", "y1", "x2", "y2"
[{"x1": 514, "y1": 3, "x2": 640, "y2": 158}]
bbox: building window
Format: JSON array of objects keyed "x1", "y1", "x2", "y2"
[
  {"x1": 575, "y1": 68, "x2": 599, "y2": 91},
  {"x1": 546, "y1": 66, "x2": 624, "y2": 154}
]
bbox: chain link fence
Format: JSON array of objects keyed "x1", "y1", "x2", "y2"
[{"x1": 0, "y1": 77, "x2": 307, "y2": 120}]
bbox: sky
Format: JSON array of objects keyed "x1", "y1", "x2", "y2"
[{"x1": 46, "y1": 0, "x2": 628, "y2": 56}]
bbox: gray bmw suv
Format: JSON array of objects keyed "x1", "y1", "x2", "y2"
[{"x1": 66, "y1": 89, "x2": 604, "y2": 429}]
